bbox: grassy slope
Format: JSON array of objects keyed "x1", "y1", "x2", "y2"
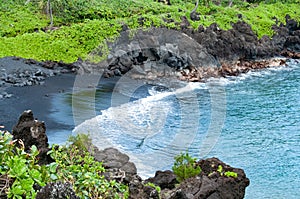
[{"x1": 0, "y1": 1, "x2": 299, "y2": 63}]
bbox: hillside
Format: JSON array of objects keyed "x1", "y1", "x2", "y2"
[{"x1": 0, "y1": 0, "x2": 299, "y2": 63}]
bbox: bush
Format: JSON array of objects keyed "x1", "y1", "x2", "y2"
[
  {"x1": 49, "y1": 146, "x2": 127, "y2": 198},
  {"x1": 172, "y1": 152, "x2": 201, "y2": 182},
  {"x1": 49, "y1": 134, "x2": 128, "y2": 199},
  {"x1": 0, "y1": 131, "x2": 128, "y2": 199},
  {"x1": 0, "y1": 131, "x2": 49, "y2": 198},
  {"x1": 0, "y1": 5, "x2": 48, "y2": 37}
]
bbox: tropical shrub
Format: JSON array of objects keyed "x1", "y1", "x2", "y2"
[
  {"x1": 172, "y1": 152, "x2": 201, "y2": 182},
  {"x1": 49, "y1": 145, "x2": 128, "y2": 198},
  {"x1": 0, "y1": 131, "x2": 128, "y2": 199},
  {"x1": 0, "y1": 131, "x2": 49, "y2": 198}
]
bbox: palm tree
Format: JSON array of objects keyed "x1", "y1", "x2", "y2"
[
  {"x1": 190, "y1": 0, "x2": 200, "y2": 20},
  {"x1": 25, "y1": 0, "x2": 53, "y2": 27},
  {"x1": 47, "y1": 0, "x2": 53, "y2": 27}
]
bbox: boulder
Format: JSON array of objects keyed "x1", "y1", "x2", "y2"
[
  {"x1": 36, "y1": 182, "x2": 79, "y2": 199},
  {"x1": 146, "y1": 170, "x2": 178, "y2": 190},
  {"x1": 93, "y1": 147, "x2": 137, "y2": 182},
  {"x1": 161, "y1": 157, "x2": 250, "y2": 199},
  {"x1": 128, "y1": 175, "x2": 160, "y2": 199},
  {"x1": 12, "y1": 110, "x2": 52, "y2": 164}
]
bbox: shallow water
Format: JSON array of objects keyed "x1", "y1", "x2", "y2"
[{"x1": 49, "y1": 60, "x2": 300, "y2": 198}]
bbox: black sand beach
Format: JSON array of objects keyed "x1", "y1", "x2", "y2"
[{"x1": 0, "y1": 57, "x2": 76, "y2": 133}]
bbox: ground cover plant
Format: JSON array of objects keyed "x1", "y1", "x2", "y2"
[
  {"x1": 0, "y1": 0, "x2": 299, "y2": 63},
  {"x1": 0, "y1": 131, "x2": 128, "y2": 198}
]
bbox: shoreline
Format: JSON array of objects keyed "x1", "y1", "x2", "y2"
[
  {"x1": 0, "y1": 74, "x2": 75, "y2": 131},
  {"x1": 1, "y1": 59, "x2": 298, "y2": 198},
  {"x1": 1, "y1": 54, "x2": 299, "y2": 132},
  {"x1": 0, "y1": 53, "x2": 299, "y2": 199},
  {"x1": 0, "y1": 56, "x2": 76, "y2": 132}
]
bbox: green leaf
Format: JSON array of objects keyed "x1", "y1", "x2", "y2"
[
  {"x1": 30, "y1": 145, "x2": 39, "y2": 157},
  {"x1": 224, "y1": 171, "x2": 238, "y2": 178},
  {"x1": 48, "y1": 162, "x2": 58, "y2": 173},
  {"x1": 172, "y1": 152, "x2": 201, "y2": 182},
  {"x1": 8, "y1": 156, "x2": 27, "y2": 178},
  {"x1": 50, "y1": 173, "x2": 58, "y2": 181},
  {"x1": 20, "y1": 178, "x2": 34, "y2": 191},
  {"x1": 217, "y1": 165, "x2": 223, "y2": 173},
  {"x1": 9, "y1": 184, "x2": 25, "y2": 196}
]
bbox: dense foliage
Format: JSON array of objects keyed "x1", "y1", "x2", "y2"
[
  {"x1": 0, "y1": 0, "x2": 299, "y2": 63},
  {"x1": 0, "y1": 131, "x2": 128, "y2": 199},
  {"x1": 0, "y1": 132, "x2": 48, "y2": 198}
]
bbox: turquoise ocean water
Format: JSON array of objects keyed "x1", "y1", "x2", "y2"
[{"x1": 49, "y1": 60, "x2": 300, "y2": 198}]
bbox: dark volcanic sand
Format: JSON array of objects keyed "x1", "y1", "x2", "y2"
[
  {"x1": 1, "y1": 74, "x2": 75, "y2": 130},
  {"x1": 0, "y1": 57, "x2": 76, "y2": 134}
]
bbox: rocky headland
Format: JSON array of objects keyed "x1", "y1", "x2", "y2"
[
  {"x1": 1, "y1": 15, "x2": 299, "y2": 94},
  {"x1": 2, "y1": 110, "x2": 250, "y2": 199},
  {"x1": 75, "y1": 15, "x2": 300, "y2": 83}
]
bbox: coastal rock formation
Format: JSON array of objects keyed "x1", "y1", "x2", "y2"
[
  {"x1": 77, "y1": 27, "x2": 218, "y2": 79},
  {"x1": 0, "y1": 57, "x2": 77, "y2": 88},
  {"x1": 157, "y1": 158, "x2": 250, "y2": 199},
  {"x1": 129, "y1": 175, "x2": 160, "y2": 199},
  {"x1": 76, "y1": 15, "x2": 299, "y2": 82},
  {"x1": 281, "y1": 50, "x2": 300, "y2": 59},
  {"x1": 127, "y1": 157, "x2": 249, "y2": 199},
  {"x1": 146, "y1": 170, "x2": 178, "y2": 190},
  {"x1": 11, "y1": 110, "x2": 52, "y2": 164},
  {"x1": 179, "y1": 58, "x2": 287, "y2": 82},
  {"x1": 36, "y1": 182, "x2": 79, "y2": 199},
  {"x1": 93, "y1": 147, "x2": 137, "y2": 182},
  {"x1": 183, "y1": 15, "x2": 300, "y2": 62},
  {"x1": 8, "y1": 111, "x2": 250, "y2": 198}
]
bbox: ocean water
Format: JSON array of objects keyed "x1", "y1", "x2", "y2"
[{"x1": 49, "y1": 60, "x2": 300, "y2": 198}]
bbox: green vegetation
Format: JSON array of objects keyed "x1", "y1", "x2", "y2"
[
  {"x1": 217, "y1": 165, "x2": 223, "y2": 173},
  {"x1": 172, "y1": 152, "x2": 239, "y2": 182},
  {"x1": 0, "y1": 132, "x2": 48, "y2": 198},
  {"x1": 49, "y1": 144, "x2": 128, "y2": 198},
  {"x1": 67, "y1": 133, "x2": 92, "y2": 152},
  {"x1": 1, "y1": 130, "x2": 240, "y2": 198},
  {"x1": 224, "y1": 171, "x2": 238, "y2": 178},
  {"x1": 172, "y1": 152, "x2": 201, "y2": 182},
  {"x1": 0, "y1": 131, "x2": 128, "y2": 199},
  {"x1": 144, "y1": 182, "x2": 161, "y2": 194},
  {"x1": 216, "y1": 165, "x2": 238, "y2": 178},
  {"x1": 0, "y1": 1, "x2": 299, "y2": 63}
]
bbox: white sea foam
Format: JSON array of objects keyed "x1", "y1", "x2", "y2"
[
  {"x1": 73, "y1": 81, "x2": 206, "y2": 176},
  {"x1": 208, "y1": 62, "x2": 298, "y2": 86}
]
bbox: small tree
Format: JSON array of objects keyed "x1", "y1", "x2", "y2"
[
  {"x1": 172, "y1": 152, "x2": 201, "y2": 182},
  {"x1": 25, "y1": 0, "x2": 53, "y2": 27},
  {"x1": 47, "y1": 0, "x2": 53, "y2": 27},
  {"x1": 190, "y1": 0, "x2": 200, "y2": 20}
]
